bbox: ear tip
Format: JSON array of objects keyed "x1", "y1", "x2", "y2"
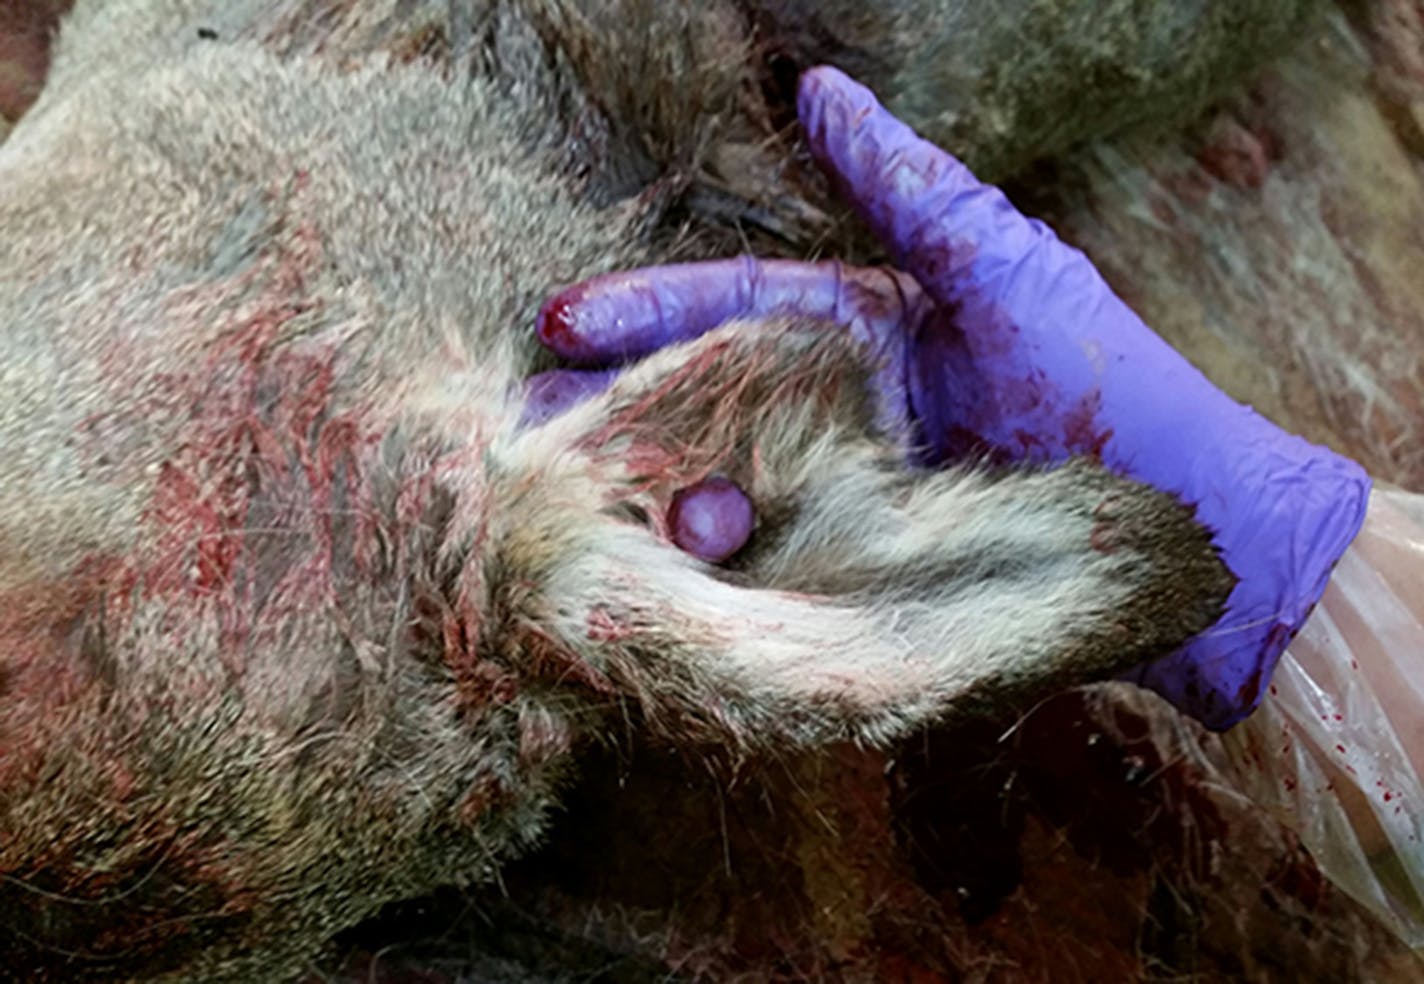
[{"x1": 1094, "y1": 472, "x2": 1238, "y2": 646}]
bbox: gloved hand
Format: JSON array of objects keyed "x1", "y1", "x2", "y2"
[{"x1": 530, "y1": 66, "x2": 1372, "y2": 730}]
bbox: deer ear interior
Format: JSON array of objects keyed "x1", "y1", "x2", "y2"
[
  {"x1": 525, "y1": 315, "x2": 883, "y2": 504},
  {"x1": 498, "y1": 317, "x2": 1233, "y2": 747}
]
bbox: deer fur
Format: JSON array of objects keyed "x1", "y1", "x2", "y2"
[{"x1": 0, "y1": 2, "x2": 1247, "y2": 979}]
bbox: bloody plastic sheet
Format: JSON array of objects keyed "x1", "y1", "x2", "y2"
[{"x1": 1220, "y1": 487, "x2": 1424, "y2": 945}]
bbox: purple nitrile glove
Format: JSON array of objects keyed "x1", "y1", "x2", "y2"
[
  {"x1": 536, "y1": 257, "x2": 923, "y2": 437},
  {"x1": 667, "y1": 476, "x2": 757, "y2": 563},
  {"x1": 520, "y1": 367, "x2": 620, "y2": 428},
  {"x1": 533, "y1": 65, "x2": 1372, "y2": 731}
]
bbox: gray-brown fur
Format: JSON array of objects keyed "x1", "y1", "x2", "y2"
[
  {"x1": 0, "y1": 1, "x2": 1275, "y2": 979},
  {"x1": 748, "y1": 0, "x2": 1320, "y2": 180}
]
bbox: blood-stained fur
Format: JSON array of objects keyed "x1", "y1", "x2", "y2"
[{"x1": 0, "y1": 1, "x2": 1306, "y2": 979}]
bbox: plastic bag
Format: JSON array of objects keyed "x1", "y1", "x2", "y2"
[{"x1": 1219, "y1": 486, "x2": 1424, "y2": 945}]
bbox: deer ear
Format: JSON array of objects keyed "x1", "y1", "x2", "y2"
[{"x1": 493, "y1": 319, "x2": 1234, "y2": 747}]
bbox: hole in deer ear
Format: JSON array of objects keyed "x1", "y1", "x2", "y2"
[{"x1": 667, "y1": 477, "x2": 755, "y2": 564}]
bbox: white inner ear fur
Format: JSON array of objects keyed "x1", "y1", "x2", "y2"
[{"x1": 532, "y1": 464, "x2": 1140, "y2": 747}]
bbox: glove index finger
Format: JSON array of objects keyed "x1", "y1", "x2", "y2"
[
  {"x1": 537, "y1": 261, "x2": 763, "y2": 366},
  {"x1": 796, "y1": 66, "x2": 1048, "y2": 306}
]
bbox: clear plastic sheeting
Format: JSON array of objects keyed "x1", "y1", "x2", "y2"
[{"x1": 1220, "y1": 486, "x2": 1424, "y2": 946}]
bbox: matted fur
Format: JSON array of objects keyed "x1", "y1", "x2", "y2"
[{"x1": 0, "y1": 2, "x2": 1236, "y2": 980}]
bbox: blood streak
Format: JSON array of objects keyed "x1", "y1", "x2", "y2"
[
  {"x1": 536, "y1": 288, "x2": 597, "y2": 363},
  {"x1": 1062, "y1": 389, "x2": 1114, "y2": 459}
]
